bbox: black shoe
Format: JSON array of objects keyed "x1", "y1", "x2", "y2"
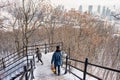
[
  {"x1": 54, "y1": 72, "x2": 56, "y2": 74},
  {"x1": 58, "y1": 73, "x2": 60, "y2": 76},
  {"x1": 41, "y1": 63, "x2": 43, "y2": 65}
]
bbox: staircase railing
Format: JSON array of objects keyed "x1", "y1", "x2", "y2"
[
  {"x1": 0, "y1": 48, "x2": 24, "y2": 70},
  {"x1": 64, "y1": 56, "x2": 120, "y2": 80},
  {"x1": 11, "y1": 59, "x2": 35, "y2": 80},
  {"x1": 0, "y1": 42, "x2": 63, "y2": 80},
  {"x1": 0, "y1": 46, "x2": 36, "y2": 80},
  {"x1": 0, "y1": 55, "x2": 35, "y2": 80}
]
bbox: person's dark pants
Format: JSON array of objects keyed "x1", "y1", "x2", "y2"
[
  {"x1": 54, "y1": 65, "x2": 60, "y2": 75},
  {"x1": 38, "y1": 57, "x2": 43, "y2": 64},
  {"x1": 39, "y1": 58, "x2": 43, "y2": 64}
]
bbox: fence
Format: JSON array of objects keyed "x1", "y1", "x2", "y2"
[
  {"x1": 0, "y1": 42, "x2": 63, "y2": 80},
  {"x1": 64, "y1": 56, "x2": 120, "y2": 80},
  {"x1": 0, "y1": 41, "x2": 119, "y2": 80},
  {"x1": 11, "y1": 60, "x2": 35, "y2": 80}
]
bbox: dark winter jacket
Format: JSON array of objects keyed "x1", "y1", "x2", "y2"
[
  {"x1": 51, "y1": 50, "x2": 62, "y2": 66},
  {"x1": 36, "y1": 49, "x2": 42, "y2": 59}
]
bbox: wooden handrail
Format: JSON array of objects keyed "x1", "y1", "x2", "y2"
[
  {"x1": 0, "y1": 42, "x2": 63, "y2": 80},
  {"x1": 65, "y1": 56, "x2": 120, "y2": 80}
]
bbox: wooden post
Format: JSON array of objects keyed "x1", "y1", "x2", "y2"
[
  {"x1": 64, "y1": 56, "x2": 68, "y2": 74},
  {"x1": 24, "y1": 66, "x2": 28, "y2": 80},
  {"x1": 30, "y1": 60, "x2": 34, "y2": 79},
  {"x1": 83, "y1": 58, "x2": 88, "y2": 80},
  {"x1": 2, "y1": 58, "x2": 5, "y2": 69},
  {"x1": 26, "y1": 46, "x2": 29, "y2": 66},
  {"x1": 61, "y1": 42, "x2": 63, "y2": 51},
  {"x1": 33, "y1": 55, "x2": 36, "y2": 69},
  {"x1": 45, "y1": 43, "x2": 47, "y2": 54},
  {"x1": 68, "y1": 48, "x2": 70, "y2": 58}
]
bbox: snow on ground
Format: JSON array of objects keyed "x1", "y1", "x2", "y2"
[
  {"x1": 33, "y1": 52, "x2": 78, "y2": 80},
  {"x1": 33, "y1": 52, "x2": 97, "y2": 80},
  {"x1": 0, "y1": 51, "x2": 99, "y2": 80}
]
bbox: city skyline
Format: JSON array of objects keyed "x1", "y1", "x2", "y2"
[{"x1": 51, "y1": 0, "x2": 120, "y2": 11}]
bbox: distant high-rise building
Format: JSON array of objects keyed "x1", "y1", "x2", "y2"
[
  {"x1": 79, "y1": 5, "x2": 82, "y2": 12},
  {"x1": 56, "y1": 5, "x2": 64, "y2": 10},
  {"x1": 97, "y1": 5, "x2": 101, "y2": 14},
  {"x1": 88, "y1": 5, "x2": 93, "y2": 14},
  {"x1": 106, "y1": 8, "x2": 112, "y2": 20},
  {"x1": 78, "y1": 4, "x2": 114, "y2": 20},
  {"x1": 102, "y1": 6, "x2": 106, "y2": 16},
  {"x1": 106, "y1": 8, "x2": 110, "y2": 16}
]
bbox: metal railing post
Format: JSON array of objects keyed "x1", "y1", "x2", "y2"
[
  {"x1": 33, "y1": 55, "x2": 36, "y2": 69},
  {"x1": 30, "y1": 60, "x2": 34, "y2": 79},
  {"x1": 2, "y1": 58, "x2": 5, "y2": 69},
  {"x1": 45, "y1": 43, "x2": 47, "y2": 54},
  {"x1": 27, "y1": 54, "x2": 29, "y2": 66},
  {"x1": 25, "y1": 46, "x2": 29, "y2": 66},
  {"x1": 24, "y1": 66, "x2": 28, "y2": 80},
  {"x1": 68, "y1": 48, "x2": 70, "y2": 58},
  {"x1": 64, "y1": 56, "x2": 68, "y2": 74},
  {"x1": 83, "y1": 58, "x2": 88, "y2": 80},
  {"x1": 61, "y1": 42, "x2": 63, "y2": 51},
  {"x1": 23, "y1": 46, "x2": 25, "y2": 56}
]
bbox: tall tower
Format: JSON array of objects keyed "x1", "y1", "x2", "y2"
[
  {"x1": 88, "y1": 5, "x2": 93, "y2": 14},
  {"x1": 106, "y1": 8, "x2": 110, "y2": 16},
  {"x1": 79, "y1": 5, "x2": 82, "y2": 12},
  {"x1": 97, "y1": 5, "x2": 101, "y2": 14},
  {"x1": 102, "y1": 6, "x2": 106, "y2": 16},
  {"x1": 106, "y1": 8, "x2": 111, "y2": 20}
]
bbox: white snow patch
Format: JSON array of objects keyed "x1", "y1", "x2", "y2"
[{"x1": 33, "y1": 52, "x2": 97, "y2": 80}]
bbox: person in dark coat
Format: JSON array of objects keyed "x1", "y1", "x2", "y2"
[
  {"x1": 51, "y1": 46, "x2": 62, "y2": 75},
  {"x1": 36, "y1": 48, "x2": 43, "y2": 65}
]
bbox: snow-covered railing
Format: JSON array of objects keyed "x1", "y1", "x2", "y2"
[
  {"x1": 64, "y1": 56, "x2": 120, "y2": 80},
  {"x1": 11, "y1": 60, "x2": 35, "y2": 80},
  {"x1": 0, "y1": 55, "x2": 35, "y2": 80},
  {"x1": 0, "y1": 49, "x2": 34, "y2": 71},
  {"x1": 27, "y1": 42, "x2": 63, "y2": 54},
  {"x1": 0, "y1": 46, "x2": 35, "y2": 80},
  {"x1": 0, "y1": 42, "x2": 63, "y2": 80}
]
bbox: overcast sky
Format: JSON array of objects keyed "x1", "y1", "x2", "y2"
[{"x1": 51, "y1": 0, "x2": 120, "y2": 10}]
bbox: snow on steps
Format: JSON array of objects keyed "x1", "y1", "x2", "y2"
[{"x1": 33, "y1": 52, "x2": 78, "y2": 80}]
